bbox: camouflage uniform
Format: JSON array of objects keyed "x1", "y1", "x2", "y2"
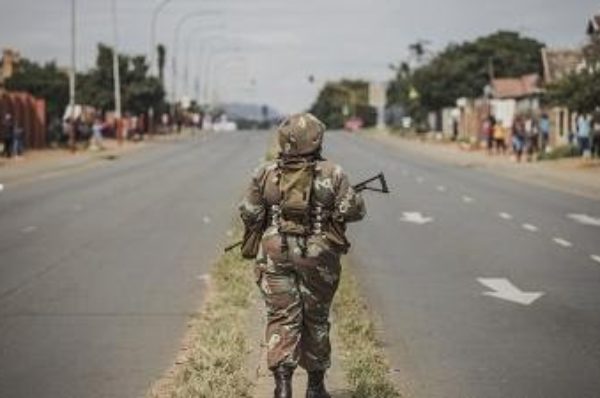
[{"x1": 239, "y1": 115, "x2": 365, "y2": 373}]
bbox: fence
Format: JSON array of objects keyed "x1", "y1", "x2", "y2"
[{"x1": 0, "y1": 90, "x2": 46, "y2": 149}]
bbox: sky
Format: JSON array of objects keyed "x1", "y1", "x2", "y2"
[{"x1": 0, "y1": 0, "x2": 598, "y2": 113}]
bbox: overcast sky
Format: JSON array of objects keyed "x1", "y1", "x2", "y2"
[{"x1": 0, "y1": 0, "x2": 597, "y2": 113}]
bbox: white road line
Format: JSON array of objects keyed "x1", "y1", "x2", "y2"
[
  {"x1": 499, "y1": 212, "x2": 513, "y2": 220},
  {"x1": 436, "y1": 185, "x2": 446, "y2": 192},
  {"x1": 0, "y1": 183, "x2": 4, "y2": 192},
  {"x1": 567, "y1": 213, "x2": 600, "y2": 227},
  {"x1": 522, "y1": 223, "x2": 538, "y2": 232},
  {"x1": 21, "y1": 226, "x2": 37, "y2": 234},
  {"x1": 552, "y1": 238, "x2": 573, "y2": 248},
  {"x1": 462, "y1": 195, "x2": 474, "y2": 203},
  {"x1": 591, "y1": 255, "x2": 600, "y2": 264}
]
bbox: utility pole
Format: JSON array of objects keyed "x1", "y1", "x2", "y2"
[
  {"x1": 68, "y1": 0, "x2": 77, "y2": 153},
  {"x1": 69, "y1": 0, "x2": 76, "y2": 115},
  {"x1": 149, "y1": 0, "x2": 173, "y2": 76},
  {"x1": 111, "y1": 0, "x2": 123, "y2": 143}
]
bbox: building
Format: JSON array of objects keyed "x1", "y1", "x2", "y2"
[{"x1": 1, "y1": 49, "x2": 20, "y2": 85}]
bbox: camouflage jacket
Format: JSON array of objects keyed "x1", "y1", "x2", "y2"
[{"x1": 239, "y1": 158, "x2": 366, "y2": 254}]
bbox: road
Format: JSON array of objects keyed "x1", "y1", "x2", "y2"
[
  {"x1": 0, "y1": 131, "x2": 268, "y2": 398},
  {"x1": 325, "y1": 132, "x2": 600, "y2": 398},
  {"x1": 2, "y1": 129, "x2": 599, "y2": 398}
]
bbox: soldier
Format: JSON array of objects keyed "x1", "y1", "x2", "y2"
[{"x1": 239, "y1": 113, "x2": 366, "y2": 398}]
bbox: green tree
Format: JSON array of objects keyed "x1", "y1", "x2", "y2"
[
  {"x1": 3, "y1": 58, "x2": 69, "y2": 120},
  {"x1": 78, "y1": 43, "x2": 165, "y2": 114},
  {"x1": 309, "y1": 80, "x2": 376, "y2": 129},
  {"x1": 388, "y1": 31, "x2": 545, "y2": 114}
]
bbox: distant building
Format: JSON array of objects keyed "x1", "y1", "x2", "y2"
[
  {"x1": 1, "y1": 49, "x2": 20, "y2": 84},
  {"x1": 541, "y1": 48, "x2": 586, "y2": 84},
  {"x1": 487, "y1": 74, "x2": 542, "y2": 128}
]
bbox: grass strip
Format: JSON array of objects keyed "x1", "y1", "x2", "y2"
[
  {"x1": 333, "y1": 263, "x2": 401, "y2": 398},
  {"x1": 148, "y1": 231, "x2": 256, "y2": 398}
]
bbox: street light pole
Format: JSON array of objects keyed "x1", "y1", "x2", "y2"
[
  {"x1": 149, "y1": 0, "x2": 173, "y2": 76},
  {"x1": 111, "y1": 0, "x2": 123, "y2": 143},
  {"x1": 69, "y1": 0, "x2": 76, "y2": 117},
  {"x1": 170, "y1": 11, "x2": 219, "y2": 107},
  {"x1": 183, "y1": 24, "x2": 225, "y2": 98}
]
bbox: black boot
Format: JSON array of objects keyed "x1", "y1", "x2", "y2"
[
  {"x1": 273, "y1": 365, "x2": 294, "y2": 398},
  {"x1": 306, "y1": 370, "x2": 330, "y2": 398}
]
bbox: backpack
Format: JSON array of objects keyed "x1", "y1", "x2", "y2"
[{"x1": 276, "y1": 158, "x2": 316, "y2": 236}]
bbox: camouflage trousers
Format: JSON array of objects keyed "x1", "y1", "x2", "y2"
[{"x1": 256, "y1": 233, "x2": 341, "y2": 371}]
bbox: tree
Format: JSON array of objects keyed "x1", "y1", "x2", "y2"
[
  {"x1": 3, "y1": 58, "x2": 69, "y2": 120},
  {"x1": 78, "y1": 43, "x2": 165, "y2": 115},
  {"x1": 309, "y1": 80, "x2": 376, "y2": 129},
  {"x1": 388, "y1": 31, "x2": 545, "y2": 114}
]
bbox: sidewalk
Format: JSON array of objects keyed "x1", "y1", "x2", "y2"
[
  {"x1": 371, "y1": 131, "x2": 600, "y2": 200},
  {"x1": 0, "y1": 139, "x2": 146, "y2": 186},
  {"x1": 248, "y1": 298, "x2": 351, "y2": 398},
  {"x1": 0, "y1": 131, "x2": 199, "y2": 187}
]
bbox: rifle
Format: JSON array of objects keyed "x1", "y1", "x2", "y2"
[{"x1": 224, "y1": 172, "x2": 389, "y2": 253}]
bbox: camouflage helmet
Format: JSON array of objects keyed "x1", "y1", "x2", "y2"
[{"x1": 278, "y1": 113, "x2": 326, "y2": 157}]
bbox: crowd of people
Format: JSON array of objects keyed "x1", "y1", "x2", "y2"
[{"x1": 482, "y1": 113, "x2": 600, "y2": 162}]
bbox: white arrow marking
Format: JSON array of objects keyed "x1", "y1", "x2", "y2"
[
  {"x1": 522, "y1": 223, "x2": 538, "y2": 232},
  {"x1": 552, "y1": 237, "x2": 572, "y2": 248},
  {"x1": 478, "y1": 278, "x2": 544, "y2": 305},
  {"x1": 498, "y1": 212, "x2": 513, "y2": 220},
  {"x1": 591, "y1": 255, "x2": 600, "y2": 264},
  {"x1": 568, "y1": 213, "x2": 600, "y2": 227},
  {"x1": 400, "y1": 212, "x2": 433, "y2": 225},
  {"x1": 462, "y1": 195, "x2": 474, "y2": 203}
]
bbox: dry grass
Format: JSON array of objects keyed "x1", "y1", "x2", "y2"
[
  {"x1": 148, "y1": 237, "x2": 256, "y2": 398},
  {"x1": 333, "y1": 265, "x2": 401, "y2": 398}
]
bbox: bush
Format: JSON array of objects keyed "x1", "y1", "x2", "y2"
[{"x1": 538, "y1": 144, "x2": 579, "y2": 161}]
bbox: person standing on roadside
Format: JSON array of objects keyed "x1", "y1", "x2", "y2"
[
  {"x1": 90, "y1": 117, "x2": 105, "y2": 150},
  {"x1": 493, "y1": 120, "x2": 507, "y2": 154},
  {"x1": 525, "y1": 115, "x2": 539, "y2": 162},
  {"x1": 512, "y1": 116, "x2": 526, "y2": 162},
  {"x1": 576, "y1": 114, "x2": 591, "y2": 157},
  {"x1": 591, "y1": 114, "x2": 600, "y2": 159},
  {"x1": 12, "y1": 121, "x2": 24, "y2": 158},
  {"x1": 483, "y1": 116, "x2": 494, "y2": 154},
  {"x1": 539, "y1": 112, "x2": 550, "y2": 154},
  {"x1": 239, "y1": 113, "x2": 366, "y2": 398},
  {"x1": 2, "y1": 114, "x2": 14, "y2": 158}
]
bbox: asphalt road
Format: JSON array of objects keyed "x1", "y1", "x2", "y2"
[
  {"x1": 324, "y1": 132, "x2": 600, "y2": 398},
  {"x1": 0, "y1": 131, "x2": 268, "y2": 398},
  {"x1": 2, "y1": 129, "x2": 599, "y2": 398}
]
